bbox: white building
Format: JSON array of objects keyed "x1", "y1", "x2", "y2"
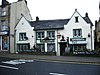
[
  {"x1": 15, "y1": 9, "x2": 94, "y2": 56},
  {"x1": 15, "y1": 15, "x2": 35, "y2": 52}
]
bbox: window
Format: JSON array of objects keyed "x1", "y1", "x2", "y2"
[
  {"x1": 37, "y1": 32, "x2": 44, "y2": 39},
  {"x1": 73, "y1": 29, "x2": 82, "y2": 37},
  {"x1": 47, "y1": 31, "x2": 55, "y2": 42},
  {"x1": 47, "y1": 31, "x2": 55, "y2": 39},
  {"x1": 1, "y1": 8, "x2": 6, "y2": 16},
  {"x1": 1, "y1": 25, "x2": 8, "y2": 31},
  {"x1": 47, "y1": 43, "x2": 55, "y2": 52},
  {"x1": 1, "y1": 11, "x2": 6, "y2": 16},
  {"x1": 73, "y1": 45, "x2": 86, "y2": 52},
  {"x1": 37, "y1": 44, "x2": 45, "y2": 52},
  {"x1": 19, "y1": 33, "x2": 27, "y2": 41},
  {"x1": 17, "y1": 43, "x2": 30, "y2": 52},
  {"x1": 75, "y1": 16, "x2": 79, "y2": 23}
]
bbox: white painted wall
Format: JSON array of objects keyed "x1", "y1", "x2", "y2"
[
  {"x1": 58, "y1": 10, "x2": 94, "y2": 50},
  {"x1": 15, "y1": 17, "x2": 35, "y2": 50}
]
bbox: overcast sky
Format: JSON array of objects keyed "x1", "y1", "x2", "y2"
[{"x1": 0, "y1": 0, "x2": 99, "y2": 24}]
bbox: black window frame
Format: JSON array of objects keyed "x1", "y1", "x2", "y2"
[{"x1": 75, "y1": 16, "x2": 79, "y2": 23}]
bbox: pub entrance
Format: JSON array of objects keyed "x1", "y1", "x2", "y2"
[{"x1": 60, "y1": 42, "x2": 66, "y2": 55}]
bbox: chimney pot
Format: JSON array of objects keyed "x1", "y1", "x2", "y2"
[{"x1": 75, "y1": 9, "x2": 77, "y2": 11}]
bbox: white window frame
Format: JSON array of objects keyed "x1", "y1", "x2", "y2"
[
  {"x1": 19, "y1": 33, "x2": 26, "y2": 41},
  {"x1": 73, "y1": 29, "x2": 82, "y2": 38}
]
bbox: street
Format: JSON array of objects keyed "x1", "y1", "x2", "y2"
[{"x1": 0, "y1": 57, "x2": 100, "y2": 75}]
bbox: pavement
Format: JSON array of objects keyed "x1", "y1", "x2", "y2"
[{"x1": 0, "y1": 52, "x2": 100, "y2": 65}]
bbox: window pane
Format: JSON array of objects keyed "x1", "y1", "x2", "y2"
[
  {"x1": 37, "y1": 32, "x2": 44, "y2": 39},
  {"x1": 19, "y1": 33, "x2": 26, "y2": 40},
  {"x1": 73, "y1": 29, "x2": 82, "y2": 37},
  {"x1": 47, "y1": 44, "x2": 55, "y2": 52},
  {"x1": 37, "y1": 44, "x2": 45, "y2": 52},
  {"x1": 47, "y1": 31, "x2": 55, "y2": 39}
]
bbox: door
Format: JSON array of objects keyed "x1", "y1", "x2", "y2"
[{"x1": 60, "y1": 43, "x2": 66, "y2": 55}]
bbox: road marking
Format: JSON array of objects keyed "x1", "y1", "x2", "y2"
[
  {"x1": 2, "y1": 61, "x2": 25, "y2": 65},
  {"x1": 0, "y1": 65, "x2": 19, "y2": 70},
  {"x1": 49, "y1": 72, "x2": 67, "y2": 75},
  {"x1": 2, "y1": 59, "x2": 34, "y2": 65}
]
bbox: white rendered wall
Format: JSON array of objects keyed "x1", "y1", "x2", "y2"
[{"x1": 15, "y1": 17, "x2": 35, "y2": 50}]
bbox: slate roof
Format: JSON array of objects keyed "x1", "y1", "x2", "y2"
[
  {"x1": 30, "y1": 16, "x2": 93, "y2": 30},
  {"x1": 30, "y1": 19, "x2": 70, "y2": 30},
  {"x1": 83, "y1": 17, "x2": 94, "y2": 26}
]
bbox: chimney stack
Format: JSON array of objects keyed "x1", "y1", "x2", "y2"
[
  {"x1": 95, "y1": 20, "x2": 97, "y2": 27},
  {"x1": 2, "y1": 0, "x2": 9, "y2": 7},
  {"x1": 85, "y1": 12, "x2": 88, "y2": 17},
  {"x1": 36, "y1": 16, "x2": 39, "y2": 22}
]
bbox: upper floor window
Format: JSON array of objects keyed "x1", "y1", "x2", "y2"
[
  {"x1": 37, "y1": 32, "x2": 44, "y2": 39},
  {"x1": 1, "y1": 25, "x2": 8, "y2": 31},
  {"x1": 1, "y1": 8, "x2": 6, "y2": 16},
  {"x1": 75, "y1": 16, "x2": 79, "y2": 23},
  {"x1": 73, "y1": 29, "x2": 82, "y2": 38},
  {"x1": 19, "y1": 33, "x2": 27, "y2": 41},
  {"x1": 47, "y1": 31, "x2": 55, "y2": 39}
]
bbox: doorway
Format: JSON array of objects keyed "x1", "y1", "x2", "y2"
[{"x1": 60, "y1": 42, "x2": 66, "y2": 55}]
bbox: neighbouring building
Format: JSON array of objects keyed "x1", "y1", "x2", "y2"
[
  {"x1": 0, "y1": 0, "x2": 10, "y2": 52},
  {"x1": 0, "y1": 0, "x2": 32, "y2": 53},
  {"x1": 15, "y1": 9, "x2": 94, "y2": 56},
  {"x1": 94, "y1": 20, "x2": 100, "y2": 50},
  {"x1": 94, "y1": 2, "x2": 100, "y2": 50}
]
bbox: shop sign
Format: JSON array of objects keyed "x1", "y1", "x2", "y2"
[
  {"x1": 70, "y1": 38, "x2": 86, "y2": 41},
  {"x1": 0, "y1": 31, "x2": 8, "y2": 35}
]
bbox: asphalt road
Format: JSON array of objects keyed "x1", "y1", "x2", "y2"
[{"x1": 0, "y1": 57, "x2": 100, "y2": 75}]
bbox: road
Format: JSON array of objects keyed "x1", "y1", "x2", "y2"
[{"x1": 0, "y1": 57, "x2": 100, "y2": 75}]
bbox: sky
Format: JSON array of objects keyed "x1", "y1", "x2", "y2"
[{"x1": 0, "y1": 0, "x2": 99, "y2": 25}]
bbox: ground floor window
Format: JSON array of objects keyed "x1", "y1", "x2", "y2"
[
  {"x1": 17, "y1": 43, "x2": 30, "y2": 52},
  {"x1": 36, "y1": 44, "x2": 45, "y2": 52},
  {"x1": 47, "y1": 43, "x2": 55, "y2": 52},
  {"x1": 72, "y1": 44, "x2": 86, "y2": 52}
]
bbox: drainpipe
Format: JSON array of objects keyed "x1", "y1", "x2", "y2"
[
  {"x1": 90, "y1": 25, "x2": 93, "y2": 50},
  {"x1": 14, "y1": 30, "x2": 17, "y2": 53}
]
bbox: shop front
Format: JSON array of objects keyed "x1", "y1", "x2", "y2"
[
  {"x1": 70, "y1": 38, "x2": 87, "y2": 53},
  {"x1": 0, "y1": 32, "x2": 9, "y2": 51}
]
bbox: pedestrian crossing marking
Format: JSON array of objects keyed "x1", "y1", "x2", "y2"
[{"x1": 0, "y1": 65, "x2": 19, "y2": 70}]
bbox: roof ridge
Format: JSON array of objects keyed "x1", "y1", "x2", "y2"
[{"x1": 31, "y1": 18, "x2": 70, "y2": 22}]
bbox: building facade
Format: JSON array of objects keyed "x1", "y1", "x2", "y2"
[
  {"x1": 9, "y1": 0, "x2": 32, "y2": 53},
  {"x1": 94, "y1": 2, "x2": 100, "y2": 50},
  {"x1": 0, "y1": 0, "x2": 32, "y2": 53},
  {"x1": 15, "y1": 15, "x2": 35, "y2": 53},
  {"x1": 15, "y1": 9, "x2": 94, "y2": 56},
  {"x1": 0, "y1": 0, "x2": 10, "y2": 51},
  {"x1": 94, "y1": 20, "x2": 100, "y2": 50}
]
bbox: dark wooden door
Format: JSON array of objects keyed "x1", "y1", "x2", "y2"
[{"x1": 60, "y1": 43, "x2": 66, "y2": 55}]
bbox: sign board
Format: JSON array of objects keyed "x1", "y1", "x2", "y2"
[
  {"x1": 0, "y1": 31, "x2": 8, "y2": 35},
  {"x1": 70, "y1": 38, "x2": 86, "y2": 41}
]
